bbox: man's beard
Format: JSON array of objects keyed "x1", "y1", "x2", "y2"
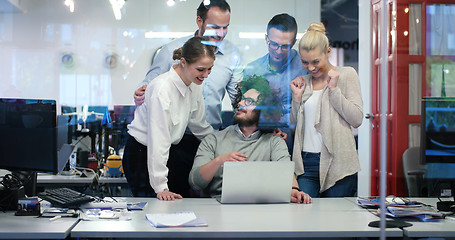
[
  {"x1": 201, "y1": 35, "x2": 221, "y2": 47},
  {"x1": 270, "y1": 52, "x2": 290, "y2": 68},
  {"x1": 233, "y1": 109, "x2": 260, "y2": 127}
]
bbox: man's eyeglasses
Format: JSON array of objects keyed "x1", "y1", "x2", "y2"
[
  {"x1": 266, "y1": 35, "x2": 292, "y2": 51},
  {"x1": 242, "y1": 97, "x2": 258, "y2": 106}
]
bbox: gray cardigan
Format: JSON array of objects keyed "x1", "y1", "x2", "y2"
[{"x1": 290, "y1": 66, "x2": 363, "y2": 192}]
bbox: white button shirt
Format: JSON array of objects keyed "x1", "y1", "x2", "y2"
[
  {"x1": 128, "y1": 66, "x2": 214, "y2": 193},
  {"x1": 140, "y1": 35, "x2": 243, "y2": 130}
]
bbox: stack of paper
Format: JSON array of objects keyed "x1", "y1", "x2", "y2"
[
  {"x1": 374, "y1": 205, "x2": 446, "y2": 221},
  {"x1": 145, "y1": 211, "x2": 208, "y2": 228},
  {"x1": 127, "y1": 202, "x2": 147, "y2": 211},
  {"x1": 356, "y1": 196, "x2": 449, "y2": 221},
  {"x1": 80, "y1": 200, "x2": 127, "y2": 210}
]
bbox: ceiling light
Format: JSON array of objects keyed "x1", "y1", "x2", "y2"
[
  {"x1": 64, "y1": 0, "x2": 75, "y2": 13},
  {"x1": 144, "y1": 31, "x2": 193, "y2": 39},
  {"x1": 109, "y1": 0, "x2": 125, "y2": 20}
]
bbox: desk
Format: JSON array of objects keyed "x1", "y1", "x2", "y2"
[
  {"x1": 402, "y1": 198, "x2": 455, "y2": 238},
  {"x1": 3, "y1": 197, "x2": 452, "y2": 239},
  {"x1": 0, "y1": 211, "x2": 79, "y2": 239},
  {"x1": 71, "y1": 198, "x2": 402, "y2": 239},
  {"x1": 37, "y1": 173, "x2": 96, "y2": 186},
  {"x1": 37, "y1": 173, "x2": 127, "y2": 185}
]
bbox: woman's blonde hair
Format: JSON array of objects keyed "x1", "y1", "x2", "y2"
[{"x1": 299, "y1": 22, "x2": 329, "y2": 54}]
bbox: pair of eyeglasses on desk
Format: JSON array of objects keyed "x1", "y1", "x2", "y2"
[
  {"x1": 357, "y1": 196, "x2": 424, "y2": 208},
  {"x1": 385, "y1": 195, "x2": 411, "y2": 205}
]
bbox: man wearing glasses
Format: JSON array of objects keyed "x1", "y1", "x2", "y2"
[
  {"x1": 243, "y1": 13, "x2": 308, "y2": 153},
  {"x1": 133, "y1": 0, "x2": 242, "y2": 197},
  {"x1": 189, "y1": 75, "x2": 312, "y2": 204}
]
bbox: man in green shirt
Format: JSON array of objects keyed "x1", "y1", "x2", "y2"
[{"x1": 189, "y1": 75, "x2": 312, "y2": 204}]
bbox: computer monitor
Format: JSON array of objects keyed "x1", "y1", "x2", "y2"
[
  {"x1": 0, "y1": 98, "x2": 58, "y2": 173},
  {"x1": 0, "y1": 98, "x2": 62, "y2": 197},
  {"x1": 61, "y1": 105, "x2": 76, "y2": 115},
  {"x1": 56, "y1": 115, "x2": 74, "y2": 174},
  {"x1": 420, "y1": 97, "x2": 455, "y2": 197},
  {"x1": 113, "y1": 105, "x2": 136, "y2": 125},
  {"x1": 420, "y1": 97, "x2": 455, "y2": 164},
  {"x1": 112, "y1": 105, "x2": 136, "y2": 151},
  {"x1": 61, "y1": 105, "x2": 78, "y2": 142},
  {"x1": 87, "y1": 105, "x2": 108, "y2": 123}
]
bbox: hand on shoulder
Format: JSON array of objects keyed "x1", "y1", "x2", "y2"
[{"x1": 134, "y1": 84, "x2": 147, "y2": 106}]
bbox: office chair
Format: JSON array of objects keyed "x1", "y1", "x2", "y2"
[{"x1": 402, "y1": 146, "x2": 427, "y2": 197}]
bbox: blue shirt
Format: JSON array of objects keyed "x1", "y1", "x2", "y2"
[
  {"x1": 243, "y1": 49, "x2": 307, "y2": 126},
  {"x1": 140, "y1": 35, "x2": 243, "y2": 130}
]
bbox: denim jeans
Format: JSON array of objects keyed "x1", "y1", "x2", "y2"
[{"x1": 297, "y1": 151, "x2": 358, "y2": 198}]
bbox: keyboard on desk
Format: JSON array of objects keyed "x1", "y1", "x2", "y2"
[{"x1": 38, "y1": 187, "x2": 95, "y2": 208}]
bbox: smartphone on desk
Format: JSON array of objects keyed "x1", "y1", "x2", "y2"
[{"x1": 40, "y1": 208, "x2": 78, "y2": 218}]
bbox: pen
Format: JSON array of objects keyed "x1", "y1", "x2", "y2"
[{"x1": 49, "y1": 215, "x2": 62, "y2": 221}]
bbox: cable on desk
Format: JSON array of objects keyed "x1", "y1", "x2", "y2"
[
  {"x1": 1, "y1": 172, "x2": 35, "y2": 211},
  {"x1": 0, "y1": 174, "x2": 23, "y2": 190}
]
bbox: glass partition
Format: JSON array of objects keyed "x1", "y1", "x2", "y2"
[
  {"x1": 409, "y1": 3, "x2": 422, "y2": 55},
  {"x1": 0, "y1": 0, "x2": 320, "y2": 109},
  {"x1": 426, "y1": 4, "x2": 455, "y2": 97},
  {"x1": 409, "y1": 63, "x2": 422, "y2": 115}
]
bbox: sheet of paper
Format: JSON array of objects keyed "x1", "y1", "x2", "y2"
[{"x1": 146, "y1": 212, "x2": 197, "y2": 226}]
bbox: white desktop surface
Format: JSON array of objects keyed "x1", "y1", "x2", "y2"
[
  {"x1": 0, "y1": 211, "x2": 79, "y2": 239},
  {"x1": 71, "y1": 198, "x2": 403, "y2": 238}
]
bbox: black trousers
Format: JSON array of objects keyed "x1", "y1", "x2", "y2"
[
  {"x1": 122, "y1": 133, "x2": 200, "y2": 197},
  {"x1": 122, "y1": 135, "x2": 154, "y2": 197},
  {"x1": 167, "y1": 134, "x2": 200, "y2": 197}
]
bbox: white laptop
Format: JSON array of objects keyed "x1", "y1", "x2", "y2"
[{"x1": 218, "y1": 161, "x2": 295, "y2": 204}]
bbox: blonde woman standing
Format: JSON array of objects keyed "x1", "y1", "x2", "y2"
[{"x1": 289, "y1": 22, "x2": 363, "y2": 197}]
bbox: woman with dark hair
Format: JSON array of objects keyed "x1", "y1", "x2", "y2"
[{"x1": 123, "y1": 37, "x2": 215, "y2": 201}]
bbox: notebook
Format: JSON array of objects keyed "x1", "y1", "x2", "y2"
[{"x1": 218, "y1": 161, "x2": 295, "y2": 204}]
